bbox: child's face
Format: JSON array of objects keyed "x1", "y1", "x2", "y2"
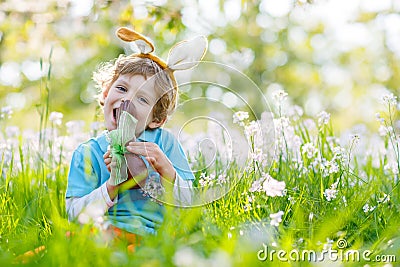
[{"x1": 103, "y1": 74, "x2": 163, "y2": 136}]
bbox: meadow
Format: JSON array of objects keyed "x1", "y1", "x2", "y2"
[
  {"x1": 0, "y1": 86, "x2": 398, "y2": 266},
  {"x1": 2, "y1": 0, "x2": 400, "y2": 266}
]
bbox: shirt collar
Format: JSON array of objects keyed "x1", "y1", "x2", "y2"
[{"x1": 137, "y1": 128, "x2": 159, "y2": 143}]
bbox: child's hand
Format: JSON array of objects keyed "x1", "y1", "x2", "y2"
[
  {"x1": 103, "y1": 150, "x2": 112, "y2": 172},
  {"x1": 127, "y1": 142, "x2": 176, "y2": 185}
]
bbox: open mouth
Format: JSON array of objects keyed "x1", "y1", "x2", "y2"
[{"x1": 113, "y1": 108, "x2": 118, "y2": 123}]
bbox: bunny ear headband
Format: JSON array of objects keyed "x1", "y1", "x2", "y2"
[{"x1": 116, "y1": 27, "x2": 208, "y2": 87}]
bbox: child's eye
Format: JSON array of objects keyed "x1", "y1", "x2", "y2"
[
  {"x1": 116, "y1": 86, "x2": 127, "y2": 92},
  {"x1": 138, "y1": 97, "x2": 149, "y2": 104}
]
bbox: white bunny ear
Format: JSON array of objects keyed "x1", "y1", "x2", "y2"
[
  {"x1": 116, "y1": 27, "x2": 154, "y2": 54},
  {"x1": 167, "y1": 36, "x2": 208, "y2": 71}
]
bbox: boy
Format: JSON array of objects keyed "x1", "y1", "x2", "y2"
[{"x1": 65, "y1": 27, "x2": 207, "y2": 239}]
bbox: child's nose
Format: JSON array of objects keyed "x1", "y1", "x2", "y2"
[{"x1": 119, "y1": 99, "x2": 136, "y2": 115}]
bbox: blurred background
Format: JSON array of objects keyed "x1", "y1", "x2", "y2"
[{"x1": 0, "y1": 0, "x2": 399, "y2": 133}]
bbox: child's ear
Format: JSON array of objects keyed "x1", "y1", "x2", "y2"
[
  {"x1": 148, "y1": 118, "x2": 166, "y2": 129},
  {"x1": 102, "y1": 88, "x2": 109, "y2": 99}
]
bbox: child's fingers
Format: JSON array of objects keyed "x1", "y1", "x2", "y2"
[
  {"x1": 106, "y1": 161, "x2": 117, "y2": 173},
  {"x1": 103, "y1": 150, "x2": 111, "y2": 159},
  {"x1": 146, "y1": 156, "x2": 157, "y2": 167},
  {"x1": 104, "y1": 157, "x2": 112, "y2": 165}
]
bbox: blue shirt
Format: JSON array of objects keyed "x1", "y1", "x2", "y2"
[{"x1": 66, "y1": 128, "x2": 194, "y2": 235}]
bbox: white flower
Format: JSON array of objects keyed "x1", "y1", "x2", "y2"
[
  {"x1": 317, "y1": 111, "x2": 330, "y2": 126},
  {"x1": 323, "y1": 238, "x2": 334, "y2": 250},
  {"x1": 5, "y1": 126, "x2": 19, "y2": 138},
  {"x1": 247, "y1": 195, "x2": 255, "y2": 203},
  {"x1": 173, "y1": 247, "x2": 202, "y2": 267},
  {"x1": 382, "y1": 93, "x2": 397, "y2": 106},
  {"x1": 324, "y1": 188, "x2": 337, "y2": 201},
  {"x1": 350, "y1": 134, "x2": 360, "y2": 146},
  {"x1": 78, "y1": 213, "x2": 90, "y2": 224},
  {"x1": 233, "y1": 111, "x2": 249, "y2": 125},
  {"x1": 199, "y1": 178, "x2": 207, "y2": 187},
  {"x1": 363, "y1": 203, "x2": 375, "y2": 213},
  {"x1": 249, "y1": 178, "x2": 263, "y2": 193},
  {"x1": 288, "y1": 105, "x2": 303, "y2": 119},
  {"x1": 49, "y1": 111, "x2": 64, "y2": 126},
  {"x1": 90, "y1": 121, "x2": 103, "y2": 131},
  {"x1": 302, "y1": 143, "x2": 318, "y2": 159},
  {"x1": 377, "y1": 193, "x2": 390, "y2": 204},
  {"x1": 262, "y1": 173, "x2": 286, "y2": 197},
  {"x1": 332, "y1": 146, "x2": 346, "y2": 160},
  {"x1": 272, "y1": 89, "x2": 288, "y2": 104},
  {"x1": 384, "y1": 163, "x2": 399, "y2": 175},
  {"x1": 274, "y1": 117, "x2": 290, "y2": 134},
  {"x1": 66, "y1": 120, "x2": 85, "y2": 135},
  {"x1": 250, "y1": 147, "x2": 264, "y2": 162},
  {"x1": 375, "y1": 113, "x2": 385, "y2": 124},
  {"x1": 324, "y1": 180, "x2": 339, "y2": 201},
  {"x1": 326, "y1": 160, "x2": 339, "y2": 174},
  {"x1": 198, "y1": 172, "x2": 213, "y2": 187},
  {"x1": 378, "y1": 125, "x2": 392, "y2": 136},
  {"x1": 244, "y1": 203, "x2": 252, "y2": 212},
  {"x1": 270, "y1": 211, "x2": 284, "y2": 226},
  {"x1": 1, "y1": 106, "x2": 13, "y2": 119},
  {"x1": 244, "y1": 121, "x2": 261, "y2": 139},
  {"x1": 216, "y1": 173, "x2": 227, "y2": 186}
]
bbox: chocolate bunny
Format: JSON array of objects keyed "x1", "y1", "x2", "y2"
[{"x1": 116, "y1": 99, "x2": 148, "y2": 188}]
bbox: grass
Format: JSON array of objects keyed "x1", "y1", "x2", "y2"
[{"x1": 0, "y1": 91, "x2": 399, "y2": 266}]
